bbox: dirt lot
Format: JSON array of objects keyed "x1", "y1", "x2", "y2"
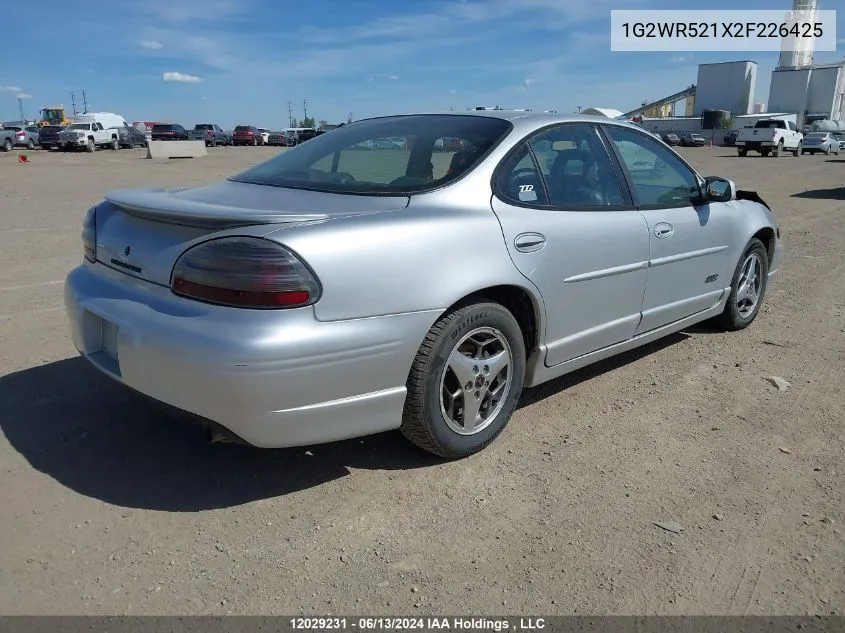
[{"x1": 0, "y1": 145, "x2": 842, "y2": 616}]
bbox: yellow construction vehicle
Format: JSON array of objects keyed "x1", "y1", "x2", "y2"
[{"x1": 38, "y1": 106, "x2": 71, "y2": 127}]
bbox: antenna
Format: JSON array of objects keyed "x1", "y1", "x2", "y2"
[
  {"x1": 70, "y1": 92, "x2": 78, "y2": 116},
  {"x1": 82, "y1": 90, "x2": 89, "y2": 113},
  {"x1": 287, "y1": 100, "x2": 293, "y2": 127}
]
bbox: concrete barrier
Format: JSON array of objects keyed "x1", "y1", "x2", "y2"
[{"x1": 145, "y1": 140, "x2": 207, "y2": 159}]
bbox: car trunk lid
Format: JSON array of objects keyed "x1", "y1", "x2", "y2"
[{"x1": 96, "y1": 180, "x2": 410, "y2": 286}]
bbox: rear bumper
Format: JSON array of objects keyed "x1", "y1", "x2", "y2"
[{"x1": 64, "y1": 264, "x2": 438, "y2": 448}]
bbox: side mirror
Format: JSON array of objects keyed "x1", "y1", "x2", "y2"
[{"x1": 703, "y1": 176, "x2": 736, "y2": 203}]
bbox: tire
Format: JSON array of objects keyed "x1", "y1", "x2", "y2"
[
  {"x1": 793, "y1": 142, "x2": 802, "y2": 157},
  {"x1": 86, "y1": 139, "x2": 95, "y2": 153},
  {"x1": 110, "y1": 138, "x2": 118, "y2": 151},
  {"x1": 26, "y1": 139, "x2": 35, "y2": 150},
  {"x1": 252, "y1": 138, "x2": 257, "y2": 146},
  {"x1": 401, "y1": 301, "x2": 526, "y2": 458},
  {"x1": 772, "y1": 141, "x2": 782, "y2": 157},
  {"x1": 713, "y1": 238, "x2": 769, "y2": 331},
  {"x1": 1, "y1": 138, "x2": 11, "y2": 152},
  {"x1": 211, "y1": 139, "x2": 217, "y2": 147},
  {"x1": 825, "y1": 146, "x2": 832, "y2": 155},
  {"x1": 737, "y1": 149, "x2": 747, "y2": 157}
]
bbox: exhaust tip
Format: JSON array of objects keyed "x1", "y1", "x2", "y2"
[{"x1": 207, "y1": 427, "x2": 234, "y2": 444}]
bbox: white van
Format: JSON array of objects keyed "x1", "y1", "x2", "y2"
[{"x1": 73, "y1": 112, "x2": 128, "y2": 129}]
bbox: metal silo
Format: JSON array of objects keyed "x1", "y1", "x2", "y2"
[{"x1": 778, "y1": 0, "x2": 819, "y2": 69}]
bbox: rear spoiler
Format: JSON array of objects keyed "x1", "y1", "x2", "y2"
[{"x1": 736, "y1": 189, "x2": 770, "y2": 212}]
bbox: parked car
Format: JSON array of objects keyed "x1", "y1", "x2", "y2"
[
  {"x1": 735, "y1": 119, "x2": 803, "y2": 157},
  {"x1": 661, "y1": 133, "x2": 681, "y2": 146},
  {"x1": 257, "y1": 128, "x2": 271, "y2": 144},
  {"x1": 831, "y1": 132, "x2": 845, "y2": 151},
  {"x1": 723, "y1": 130, "x2": 738, "y2": 146},
  {"x1": 188, "y1": 124, "x2": 231, "y2": 146},
  {"x1": 38, "y1": 125, "x2": 66, "y2": 149},
  {"x1": 680, "y1": 133, "x2": 706, "y2": 147},
  {"x1": 151, "y1": 123, "x2": 189, "y2": 141},
  {"x1": 0, "y1": 127, "x2": 17, "y2": 151},
  {"x1": 111, "y1": 124, "x2": 148, "y2": 149},
  {"x1": 267, "y1": 131, "x2": 291, "y2": 146},
  {"x1": 1, "y1": 125, "x2": 40, "y2": 149},
  {"x1": 65, "y1": 112, "x2": 782, "y2": 458},
  {"x1": 232, "y1": 125, "x2": 264, "y2": 146},
  {"x1": 58, "y1": 122, "x2": 121, "y2": 152},
  {"x1": 801, "y1": 132, "x2": 841, "y2": 155}
]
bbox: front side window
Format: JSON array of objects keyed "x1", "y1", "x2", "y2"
[
  {"x1": 603, "y1": 125, "x2": 701, "y2": 207},
  {"x1": 232, "y1": 115, "x2": 512, "y2": 194},
  {"x1": 527, "y1": 123, "x2": 626, "y2": 207}
]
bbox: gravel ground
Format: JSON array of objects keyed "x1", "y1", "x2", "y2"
[{"x1": 0, "y1": 145, "x2": 842, "y2": 616}]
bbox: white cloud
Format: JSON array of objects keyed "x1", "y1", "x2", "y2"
[
  {"x1": 162, "y1": 71, "x2": 202, "y2": 83},
  {"x1": 388, "y1": 74, "x2": 399, "y2": 80},
  {"x1": 669, "y1": 55, "x2": 691, "y2": 63},
  {"x1": 140, "y1": 40, "x2": 164, "y2": 50},
  {"x1": 17, "y1": 93, "x2": 32, "y2": 99},
  {"x1": 449, "y1": 89, "x2": 457, "y2": 94},
  {"x1": 0, "y1": 85, "x2": 22, "y2": 93},
  {"x1": 524, "y1": 78, "x2": 535, "y2": 87}
]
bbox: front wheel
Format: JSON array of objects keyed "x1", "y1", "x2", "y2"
[
  {"x1": 793, "y1": 142, "x2": 802, "y2": 157},
  {"x1": 1, "y1": 138, "x2": 11, "y2": 152},
  {"x1": 110, "y1": 139, "x2": 119, "y2": 151},
  {"x1": 86, "y1": 139, "x2": 95, "y2": 153},
  {"x1": 713, "y1": 238, "x2": 769, "y2": 331},
  {"x1": 401, "y1": 301, "x2": 526, "y2": 458}
]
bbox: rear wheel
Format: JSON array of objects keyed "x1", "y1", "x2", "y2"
[
  {"x1": 793, "y1": 142, "x2": 802, "y2": 157},
  {"x1": 713, "y1": 238, "x2": 769, "y2": 331},
  {"x1": 825, "y1": 145, "x2": 832, "y2": 155},
  {"x1": 772, "y1": 141, "x2": 782, "y2": 157},
  {"x1": 26, "y1": 139, "x2": 34, "y2": 150},
  {"x1": 110, "y1": 138, "x2": 119, "y2": 151},
  {"x1": 401, "y1": 301, "x2": 526, "y2": 458},
  {"x1": 252, "y1": 137, "x2": 257, "y2": 146}
]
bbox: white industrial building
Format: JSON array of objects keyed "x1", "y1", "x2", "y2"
[
  {"x1": 693, "y1": 61, "x2": 757, "y2": 116},
  {"x1": 768, "y1": 62, "x2": 845, "y2": 127}
]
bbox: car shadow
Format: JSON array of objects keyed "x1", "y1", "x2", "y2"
[
  {"x1": 792, "y1": 188, "x2": 845, "y2": 200},
  {"x1": 1, "y1": 331, "x2": 694, "y2": 512}
]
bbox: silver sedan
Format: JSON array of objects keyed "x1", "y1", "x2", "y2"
[{"x1": 65, "y1": 112, "x2": 783, "y2": 457}]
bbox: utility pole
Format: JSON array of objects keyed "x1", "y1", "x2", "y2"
[
  {"x1": 18, "y1": 97, "x2": 25, "y2": 122},
  {"x1": 577, "y1": 105, "x2": 582, "y2": 114},
  {"x1": 82, "y1": 90, "x2": 89, "y2": 113},
  {"x1": 303, "y1": 100, "x2": 308, "y2": 122},
  {"x1": 70, "y1": 92, "x2": 78, "y2": 116},
  {"x1": 287, "y1": 100, "x2": 293, "y2": 127}
]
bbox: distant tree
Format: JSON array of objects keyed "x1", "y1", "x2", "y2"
[
  {"x1": 297, "y1": 116, "x2": 315, "y2": 128},
  {"x1": 346, "y1": 113, "x2": 353, "y2": 124},
  {"x1": 318, "y1": 119, "x2": 328, "y2": 129}
]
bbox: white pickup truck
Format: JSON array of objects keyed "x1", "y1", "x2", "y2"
[
  {"x1": 58, "y1": 122, "x2": 120, "y2": 152},
  {"x1": 735, "y1": 119, "x2": 803, "y2": 157}
]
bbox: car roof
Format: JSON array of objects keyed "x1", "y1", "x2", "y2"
[{"x1": 356, "y1": 110, "x2": 649, "y2": 135}]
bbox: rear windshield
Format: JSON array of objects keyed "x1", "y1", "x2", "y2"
[
  {"x1": 4, "y1": 126, "x2": 21, "y2": 132},
  {"x1": 806, "y1": 133, "x2": 826, "y2": 138},
  {"x1": 152, "y1": 124, "x2": 172, "y2": 131},
  {"x1": 231, "y1": 115, "x2": 512, "y2": 195},
  {"x1": 234, "y1": 126, "x2": 252, "y2": 131},
  {"x1": 67, "y1": 124, "x2": 90, "y2": 130},
  {"x1": 755, "y1": 121, "x2": 784, "y2": 128},
  {"x1": 195, "y1": 124, "x2": 213, "y2": 130}
]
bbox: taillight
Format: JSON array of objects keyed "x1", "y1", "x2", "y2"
[
  {"x1": 82, "y1": 206, "x2": 96, "y2": 263},
  {"x1": 171, "y1": 237, "x2": 321, "y2": 309},
  {"x1": 16, "y1": 131, "x2": 25, "y2": 137}
]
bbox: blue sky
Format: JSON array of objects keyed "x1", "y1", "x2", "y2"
[{"x1": 2, "y1": 0, "x2": 843, "y2": 128}]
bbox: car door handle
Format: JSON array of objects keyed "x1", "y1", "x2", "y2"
[
  {"x1": 514, "y1": 232, "x2": 546, "y2": 252},
  {"x1": 654, "y1": 223, "x2": 674, "y2": 239}
]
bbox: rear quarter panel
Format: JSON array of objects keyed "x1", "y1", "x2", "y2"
[{"x1": 264, "y1": 201, "x2": 538, "y2": 324}]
